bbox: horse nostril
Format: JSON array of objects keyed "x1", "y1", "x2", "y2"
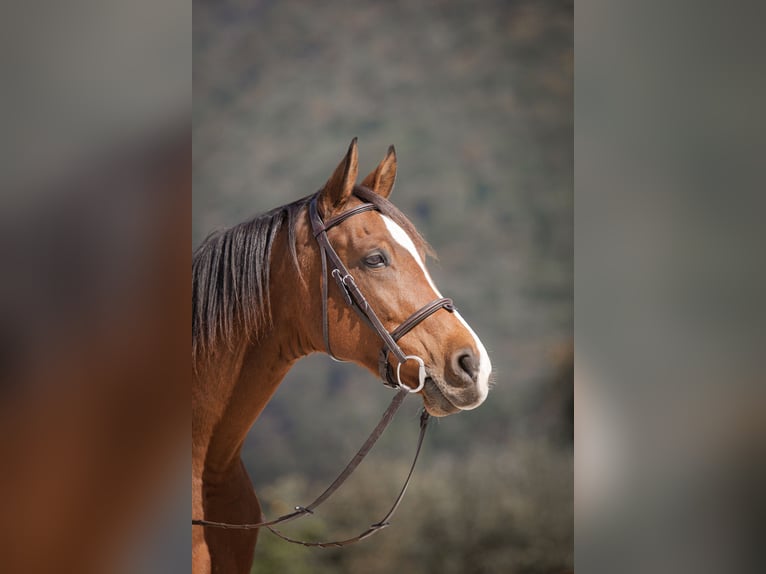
[{"x1": 453, "y1": 349, "x2": 479, "y2": 383}]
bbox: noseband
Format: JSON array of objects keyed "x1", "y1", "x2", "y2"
[{"x1": 309, "y1": 187, "x2": 455, "y2": 393}]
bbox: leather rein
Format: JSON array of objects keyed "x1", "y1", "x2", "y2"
[{"x1": 192, "y1": 188, "x2": 455, "y2": 548}]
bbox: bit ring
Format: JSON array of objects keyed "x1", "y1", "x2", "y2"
[{"x1": 396, "y1": 355, "x2": 426, "y2": 393}]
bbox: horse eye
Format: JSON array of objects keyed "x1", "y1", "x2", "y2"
[{"x1": 363, "y1": 252, "x2": 388, "y2": 268}]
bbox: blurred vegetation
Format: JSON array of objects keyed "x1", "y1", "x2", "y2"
[{"x1": 193, "y1": 0, "x2": 572, "y2": 572}]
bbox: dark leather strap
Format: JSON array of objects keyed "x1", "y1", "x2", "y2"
[
  {"x1": 309, "y1": 196, "x2": 408, "y2": 366},
  {"x1": 267, "y1": 409, "x2": 430, "y2": 548},
  {"x1": 390, "y1": 297, "x2": 455, "y2": 342},
  {"x1": 379, "y1": 297, "x2": 455, "y2": 386},
  {"x1": 313, "y1": 202, "x2": 378, "y2": 236},
  {"x1": 319, "y1": 243, "x2": 345, "y2": 361},
  {"x1": 191, "y1": 389, "x2": 412, "y2": 530},
  {"x1": 309, "y1": 193, "x2": 458, "y2": 388}
]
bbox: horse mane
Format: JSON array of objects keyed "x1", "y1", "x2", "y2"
[{"x1": 192, "y1": 186, "x2": 434, "y2": 364}]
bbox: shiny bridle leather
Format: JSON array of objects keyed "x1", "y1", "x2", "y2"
[
  {"x1": 192, "y1": 187, "x2": 455, "y2": 548},
  {"x1": 310, "y1": 186, "x2": 455, "y2": 392}
]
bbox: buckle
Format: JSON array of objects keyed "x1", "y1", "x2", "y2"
[{"x1": 331, "y1": 269, "x2": 354, "y2": 306}]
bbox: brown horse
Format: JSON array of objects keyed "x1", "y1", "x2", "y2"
[{"x1": 192, "y1": 139, "x2": 492, "y2": 573}]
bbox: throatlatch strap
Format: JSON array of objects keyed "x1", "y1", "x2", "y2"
[{"x1": 320, "y1": 244, "x2": 346, "y2": 362}]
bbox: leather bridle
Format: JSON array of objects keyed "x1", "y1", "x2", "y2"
[
  {"x1": 192, "y1": 187, "x2": 457, "y2": 548},
  {"x1": 309, "y1": 186, "x2": 455, "y2": 393}
]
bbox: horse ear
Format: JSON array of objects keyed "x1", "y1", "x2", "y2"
[
  {"x1": 319, "y1": 138, "x2": 359, "y2": 214},
  {"x1": 361, "y1": 145, "x2": 397, "y2": 199}
]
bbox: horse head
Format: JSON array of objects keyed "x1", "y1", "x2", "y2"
[{"x1": 307, "y1": 139, "x2": 492, "y2": 416}]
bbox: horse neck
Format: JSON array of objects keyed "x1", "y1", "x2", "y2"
[{"x1": 196, "y1": 211, "x2": 322, "y2": 475}]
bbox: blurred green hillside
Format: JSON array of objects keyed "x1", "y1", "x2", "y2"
[{"x1": 194, "y1": 0, "x2": 572, "y2": 572}]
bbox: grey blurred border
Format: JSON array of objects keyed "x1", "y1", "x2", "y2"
[
  {"x1": 0, "y1": 1, "x2": 190, "y2": 572},
  {"x1": 576, "y1": 1, "x2": 766, "y2": 572},
  {"x1": 0, "y1": 0, "x2": 189, "y2": 195}
]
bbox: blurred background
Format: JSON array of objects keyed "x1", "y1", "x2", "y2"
[
  {"x1": 575, "y1": 1, "x2": 766, "y2": 573},
  {"x1": 194, "y1": 1, "x2": 573, "y2": 572}
]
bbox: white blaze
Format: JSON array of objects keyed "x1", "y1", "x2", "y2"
[{"x1": 381, "y1": 215, "x2": 491, "y2": 407}]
